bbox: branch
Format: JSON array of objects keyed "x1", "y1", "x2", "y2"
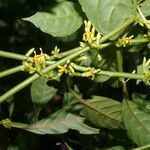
[
  {"x1": 0, "y1": 47, "x2": 90, "y2": 103},
  {"x1": 0, "y1": 65, "x2": 24, "y2": 78}
]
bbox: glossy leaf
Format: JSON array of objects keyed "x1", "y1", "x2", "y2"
[
  {"x1": 122, "y1": 99, "x2": 150, "y2": 146},
  {"x1": 31, "y1": 78, "x2": 57, "y2": 104},
  {"x1": 82, "y1": 96, "x2": 123, "y2": 129},
  {"x1": 25, "y1": 103, "x2": 99, "y2": 135},
  {"x1": 78, "y1": 0, "x2": 134, "y2": 38},
  {"x1": 23, "y1": 1, "x2": 82, "y2": 37}
]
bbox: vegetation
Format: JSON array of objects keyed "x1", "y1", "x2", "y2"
[{"x1": 0, "y1": 0, "x2": 150, "y2": 149}]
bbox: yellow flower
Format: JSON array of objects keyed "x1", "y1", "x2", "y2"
[
  {"x1": 51, "y1": 46, "x2": 60, "y2": 56},
  {"x1": 83, "y1": 20, "x2": 96, "y2": 43},
  {"x1": 116, "y1": 35, "x2": 133, "y2": 47},
  {"x1": 86, "y1": 68, "x2": 100, "y2": 80},
  {"x1": 57, "y1": 64, "x2": 68, "y2": 74}
]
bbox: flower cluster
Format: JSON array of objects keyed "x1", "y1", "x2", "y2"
[
  {"x1": 1, "y1": 119, "x2": 11, "y2": 129},
  {"x1": 142, "y1": 57, "x2": 150, "y2": 85},
  {"x1": 116, "y1": 35, "x2": 134, "y2": 47},
  {"x1": 82, "y1": 67, "x2": 100, "y2": 80},
  {"x1": 51, "y1": 46, "x2": 60, "y2": 57},
  {"x1": 82, "y1": 20, "x2": 101, "y2": 46},
  {"x1": 22, "y1": 49, "x2": 49, "y2": 74},
  {"x1": 22, "y1": 48, "x2": 72, "y2": 79}
]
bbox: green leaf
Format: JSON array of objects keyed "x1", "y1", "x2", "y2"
[
  {"x1": 23, "y1": 1, "x2": 83, "y2": 37},
  {"x1": 31, "y1": 78, "x2": 57, "y2": 104},
  {"x1": 25, "y1": 103, "x2": 99, "y2": 135},
  {"x1": 78, "y1": 0, "x2": 134, "y2": 38},
  {"x1": 141, "y1": 0, "x2": 150, "y2": 17},
  {"x1": 122, "y1": 99, "x2": 150, "y2": 146},
  {"x1": 82, "y1": 96, "x2": 123, "y2": 129}
]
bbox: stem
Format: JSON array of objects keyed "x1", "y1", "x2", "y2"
[
  {"x1": 71, "y1": 63, "x2": 143, "y2": 80},
  {"x1": 48, "y1": 47, "x2": 84, "y2": 60},
  {"x1": 0, "y1": 120, "x2": 29, "y2": 129},
  {"x1": 131, "y1": 38, "x2": 149, "y2": 45},
  {"x1": 98, "y1": 70, "x2": 143, "y2": 80},
  {"x1": 0, "y1": 50, "x2": 31, "y2": 61},
  {"x1": 0, "y1": 65, "x2": 24, "y2": 78},
  {"x1": 0, "y1": 47, "x2": 83, "y2": 62},
  {"x1": 137, "y1": 6, "x2": 150, "y2": 30},
  {"x1": 116, "y1": 48, "x2": 128, "y2": 98},
  {"x1": 0, "y1": 74, "x2": 39, "y2": 104},
  {"x1": 132, "y1": 144, "x2": 150, "y2": 150},
  {"x1": 116, "y1": 49, "x2": 123, "y2": 73},
  {"x1": 91, "y1": 42, "x2": 112, "y2": 50},
  {"x1": 0, "y1": 47, "x2": 90, "y2": 103},
  {"x1": 0, "y1": 37, "x2": 149, "y2": 62},
  {"x1": 99, "y1": 17, "x2": 134, "y2": 43}
]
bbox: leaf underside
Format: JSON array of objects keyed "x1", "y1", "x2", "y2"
[
  {"x1": 82, "y1": 96, "x2": 123, "y2": 129},
  {"x1": 24, "y1": 104, "x2": 99, "y2": 135}
]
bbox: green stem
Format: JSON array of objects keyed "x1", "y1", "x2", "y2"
[
  {"x1": 137, "y1": 6, "x2": 150, "y2": 30},
  {"x1": 98, "y1": 70, "x2": 143, "y2": 80},
  {"x1": 116, "y1": 49, "x2": 123, "y2": 73},
  {"x1": 0, "y1": 37, "x2": 149, "y2": 62},
  {"x1": 131, "y1": 38, "x2": 149, "y2": 45},
  {"x1": 116, "y1": 48, "x2": 128, "y2": 97},
  {"x1": 71, "y1": 63, "x2": 143, "y2": 80},
  {"x1": 0, "y1": 47, "x2": 83, "y2": 62},
  {"x1": 91, "y1": 42, "x2": 112, "y2": 50},
  {"x1": 0, "y1": 50, "x2": 31, "y2": 61},
  {"x1": 0, "y1": 120, "x2": 29, "y2": 129},
  {"x1": 48, "y1": 46, "x2": 84, "y2": 60},
  {"x1": 99, "y1": 17, "x2": 134, "y2": 43},
  {"x1": 0, "y1": 74, "x2": 39, "y2": 104},
  {"x1": 0, "y1": 47, "x2": 90, "y2": 103},
  {"x1": 0, "y1": 65, "x2": 24, "y2": 78},
  {"x1": 132, "y1": 144, "x2": 150, "y2": 150}
]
